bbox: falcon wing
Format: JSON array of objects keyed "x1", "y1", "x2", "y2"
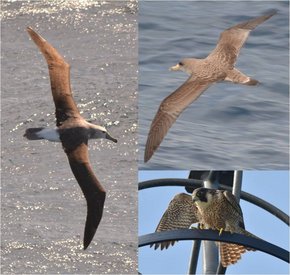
[
  {"x1": 151, "y1": 193, "x2": 200, "y2": 250},
  {"x1": 223, "y1": 190, "x2": 244, "y2": 227}
]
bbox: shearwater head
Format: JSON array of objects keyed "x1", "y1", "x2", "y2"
[{"x1": 170, "y1": 58, "x2": 200, "y2": 75}]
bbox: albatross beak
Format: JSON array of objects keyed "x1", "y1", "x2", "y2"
[
  {"x1": 170, "y1": 63, "x2": 181, "y2": 71},
  {"x1": 106, "y1": 132, "x2": 118, "y2": 143}
]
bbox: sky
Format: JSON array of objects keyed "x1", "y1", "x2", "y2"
[{"x1": 138, "y1": 171, "x2": 289, "y2": 274}]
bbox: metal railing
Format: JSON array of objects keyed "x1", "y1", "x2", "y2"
[{"x1": 138, "y1": 171, "x2": 290, "y2": 274}]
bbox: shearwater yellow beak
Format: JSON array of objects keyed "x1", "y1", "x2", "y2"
[{"x1": 170, "y1": 63, "x2": 181, "y2": 71}]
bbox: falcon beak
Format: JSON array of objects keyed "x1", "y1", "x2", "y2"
[
  {"x1": 105, "y1": 132, "x2": 118, "y2": 143},
  {"x1": 170, "y1": 63, "x2": 181, "y2": 71},
  {"x1": 192, "y1": 195, "x2": 198, "y2": 203}
]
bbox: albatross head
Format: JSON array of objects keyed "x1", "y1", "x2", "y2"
[
  {"x1": 90, "y1": 125, "x2": 117, "y2": 143},
  {"x1": 170, "y1": 58, "x2": 199, "y2": 75}
]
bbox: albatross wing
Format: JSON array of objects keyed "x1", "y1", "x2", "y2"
[
  {"x1": 144, "y1": 77, "x2": 211, "y2": 162},
  {"x1": 207, "y1": 10, "x2": 277, "y2": 67},
  {"x1": 66, "y1": 143, "x2": 106, "y2": 250},
  {"x1": 27, "y1": 27, "x2": 81, "y2": 126}
]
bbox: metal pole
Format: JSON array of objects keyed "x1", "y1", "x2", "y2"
[
  {"x1": 217, "y1": 171, "x2": 243, "y2": 274},
  {"x1": 232, "y1": 171, "x2": 243, "y2": 202},
  {"x1": 188, "y1": 240, "x2": 201, "y2": 274},
  {"x1": 202, "y1": 171, "x2": 219, "y2": 275},
  {"x1": 187, "y1": 171, "x2": 203, "y2": 275}
]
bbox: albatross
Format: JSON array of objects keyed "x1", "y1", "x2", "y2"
[
  {"x1": 144, "y1": 11, "x2": 277, "y2": 162},
  {"x1": 24, "y1": 27, "x2": 117, "y2": 249}
]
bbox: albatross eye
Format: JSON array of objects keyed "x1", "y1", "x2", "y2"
[{"x1": 179, "y1": 62, "x2": 184, "y2": 66}]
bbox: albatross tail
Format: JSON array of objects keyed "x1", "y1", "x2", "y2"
[
  {"x1": 24, "y1": 128, "x2": 60, "y2": 141},
  {"x1": 24, "y1": 128, "x2": 46, "y2": 140}
]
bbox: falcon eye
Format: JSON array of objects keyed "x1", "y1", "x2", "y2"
[{"x1": 179, "y1": 62, "x2": 184, "y2": 66}]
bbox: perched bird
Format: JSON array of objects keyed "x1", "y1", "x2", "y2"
[
  {"x1": 144, "y1": 11, "x2": 277, "y2": 162},
  {"x1": 24, "y1": 27, "x2": 117, "y2": 249},
  {"x1": 151, "y1": 188, "x2": 257, "y2": 267},
  {"x1": 192, "y1": 187, "x2": 257, "y2": 267}
]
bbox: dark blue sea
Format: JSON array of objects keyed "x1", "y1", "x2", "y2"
[{"x1": 139, "y1": 1, "x2": 289, "y2": 170}]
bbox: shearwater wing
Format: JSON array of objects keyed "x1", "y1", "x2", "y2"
[
  {"x1": 207, "y1": 10, "x2": 277, "y2": 67},
  {"x1": 144, "y1": 77, "x2": 211, "y2": 162}
]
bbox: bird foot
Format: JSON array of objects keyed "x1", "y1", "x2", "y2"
[{"x1": 190, "y1": 225, "x2": 198, "y2": 230}]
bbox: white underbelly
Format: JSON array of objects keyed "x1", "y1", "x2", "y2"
[{"x1": 38, "y1": 128, "x2": 61, "y2": 142}]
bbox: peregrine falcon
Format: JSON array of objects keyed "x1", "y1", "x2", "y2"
[{"x1": 151, "y1": 188, "x2": 257, "y2": 267}]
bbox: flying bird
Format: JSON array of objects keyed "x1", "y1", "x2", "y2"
[
  {"x1": 151, "y1": 188, "x2": 257, "y2": 267},
  {"x1": 144, "y1": 11, "x2": 277, "y2": 162},
  {"x1": 24, "y1": 27, "x2": 117, "y2": 250}
]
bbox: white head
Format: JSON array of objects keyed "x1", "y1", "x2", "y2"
[{"x1": 90, "y1": 124, "x2": 117, "y2": 143}]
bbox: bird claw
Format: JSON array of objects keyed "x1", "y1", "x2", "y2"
[{"x1": 190, "y1": 225, "x2": 198, "y2": 230}]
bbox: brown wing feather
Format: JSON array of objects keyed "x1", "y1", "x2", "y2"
[
  {"x1": 207, "y1": 11, "x2": 276, "y2": 67},
  {"x1": 65, "y1": 143, "x2": 106, "y2": 250},
  {"x1": 222, "y1": 191, "x2": 244, "y2": 222},
  {"x1": 144, "y1": 78, "x2": 211, "y2": 162},
  {"x1": 27, "y1": 27, "x2": 81, "y2": 126},
  {"x1": 151, "y1": 193, "x2": 200, "y2": 250}
]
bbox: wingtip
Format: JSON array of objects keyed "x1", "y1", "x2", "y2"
[
  {"x1": 83, "y1": 242, "x2": 89, "y2": 250},
  {"x1": 144, "y1": 145, "x2": 153, "y2": 163},
  {"x1": 83, "y1": 228, "x2": 96, "y2": 250},
  {"x1": 267, "y1": 9, "x2": 278, "y2": 16},
  {"x1": 26, "y1": 26, "x2": 36, "y2": 36},
  {"x1": 26, "y1": 26, "x2": 46, "y2": 42},
  {"x1": 144, "y1": 153, "x2": 150, "y2": 163}
]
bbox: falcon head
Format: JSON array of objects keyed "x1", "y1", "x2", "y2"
[{"x1": 192, "y1": 187, "x2": 217, "y2": 208}]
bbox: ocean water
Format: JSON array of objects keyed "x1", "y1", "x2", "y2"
[
  {"x1": 139, "y1": 1, "x2": 289, "y2": 170},
  {"x1": 1, "y1": 0, "x2": 138, "y2": 274}
]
